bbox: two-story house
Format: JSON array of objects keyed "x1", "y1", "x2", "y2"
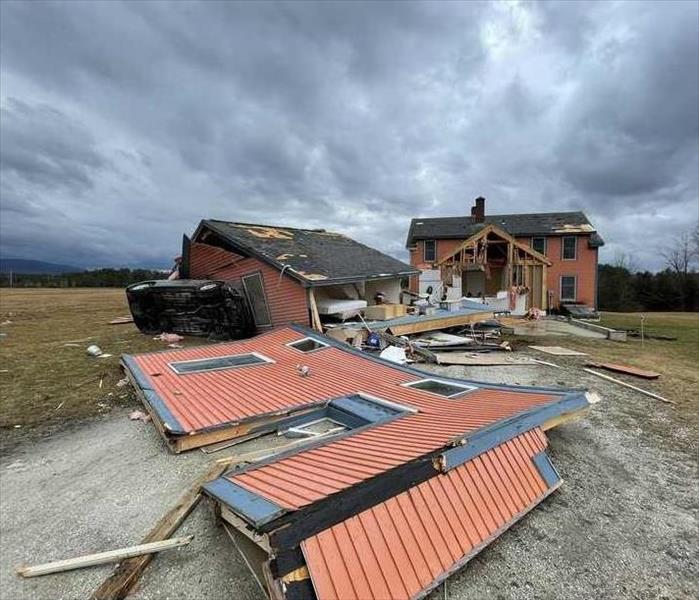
[{"x1": 405, "y1": 197, "x2": 604, "y2": 312}]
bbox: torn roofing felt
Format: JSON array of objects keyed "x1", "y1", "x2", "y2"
[
  {"x1": 122, "y1": 324, "x2": 589, "y2": 450},
  {"x1": 193, "y1": 219, "x2": 420, "y2": 286}
]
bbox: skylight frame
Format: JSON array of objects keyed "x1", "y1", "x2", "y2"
[
  {"x1": 169, "y1": 352, "x2": 274, "y2": 375},
  {"x1": 286, "y1": 337, "x2": 330, "y2": 353},
  {"x1": 402, "y1": 378, "x2": 476, "y2": 398}
]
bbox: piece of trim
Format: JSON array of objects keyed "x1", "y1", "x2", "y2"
[
  {"x1": 437, "y1": 393, "x2": 588, "y2": 472},
  {"x1": 532, "y1": 452, "x2": 561, "y2": 487}
]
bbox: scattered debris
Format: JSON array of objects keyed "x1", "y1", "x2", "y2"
[
  {"x1": 529, "y1": 345, "x2": 588, "y2": 356},
  {"x1": 55, "y1": 401, "x2": 65, "y2": 411},
  {"x1": 86, "y1": 345, "x2": 104, "y2": 357},
  {"x1": 583, "y1": 368, "x2": 675, "y2": 404},
  {"x1": 16, "y1": 536, "x2": 194, "y2": 579},
  {"x1": 1, "y1": 319, "x2": 12, "y2": 326},
  {"x1": 153, "y1": 333, "x2": 184, "y2": 344},
  {"x1": 129, "y1": 410, "x2": 152, "y2": 422},
  {"x1": 531, "y1": 358, "x2": 561, "y2": 368},
  {"x1": 586, "y1": 362, "x2": 660, "y2": 380},
  {"x1": 379, "y1": 345, "x2": 408, "y2": 364},
  {"x1": 296, "y1": 365, "x2": 310, "y2": 377},
  {"x1": 116, "y1": 378, "x2": 129, "y2": 388},
  {"x1": 108, "y1": 316, "x2": 134, "y2": 325},
  {"x1": 167, "y1": 343, "x2": 184, "y2": 349}
]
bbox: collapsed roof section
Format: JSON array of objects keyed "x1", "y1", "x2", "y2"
[
  {"x1": 123, "y1": 325, "x2": 593, "y2": 598},
  {"x1": 122, "y1": 324, "x2": 587, "y2": 453},
  {"x1": 192, "y1": 219, "x2": 419, "y2": 287}
]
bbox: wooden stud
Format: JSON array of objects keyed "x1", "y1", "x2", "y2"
[
  {"x1": 583, "y1": 369, "x2": 675, "y2": 404},
  {"x1": 17, "y1": 537, "x2": 193, "y2": 579}
]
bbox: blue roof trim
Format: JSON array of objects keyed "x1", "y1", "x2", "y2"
[
  {"x1": 440, "y1": 391, "x2": 588, "y2": 471},
  {"x1": 203, "y1": 477, "x2": 286, "y2": 527},
  {"x1": 121, "y1": 355, "x2": 184, "y2": 434},
  {"x1": 532, "y1": 451, "x2": 561, "y2": 488},
  {"x1": 288, "y1": 324, "x2": 586, "y2": 397},
  {"x1": 330, "y1": 395, "x2": 404, "y2": 423}
]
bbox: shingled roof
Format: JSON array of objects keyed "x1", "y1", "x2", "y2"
[
  {"x1": 406, "y1": 211, "x2": 604, "y2": 248},
  {"x1": 195, "y1": 219, "x2": 419, "y2": 286}
]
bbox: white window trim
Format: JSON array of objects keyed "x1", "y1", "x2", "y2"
[
  {"x1": 560, "y1": 275, "x2": 577, "y2": 302},
  {"x1": 561, "y1": 235, "x2": 577, "y2": 261},
  {"x1": 402, "y1": 378, "x2": 476, "y2": 398},
  {"x1": 169, "y1": 351, "x2": 274, "y2": 374},
  {"x1": 286, "y1": 337, "x2": 330, "y2": 353},
  {"x1": 531, "y1": 236, "x2": 547, "y2": 256},
  {"x1": 423, "y1": 239, "x2": 437, "y2": 262}
]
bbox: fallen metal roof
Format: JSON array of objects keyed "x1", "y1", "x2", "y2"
[{"x1": 301, "y1": 428, "x2": 556, "y2": 600}]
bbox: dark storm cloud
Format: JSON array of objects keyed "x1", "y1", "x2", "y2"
[{"x1": 0, "y1": 0, "x2": 697, "y2": 270}]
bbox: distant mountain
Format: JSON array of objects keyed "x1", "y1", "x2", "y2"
[{"x1": 0, "y1": 258, "x2": 84, "y2": 275}]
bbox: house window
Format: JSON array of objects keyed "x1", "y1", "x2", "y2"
[
  {"x1": 424, "y1": 240, "x2": 436, "y2": 262},
  {"x1": 532, "y1": 237, "x2": 547, "y2": 256},
  {"x1": 287, "y1": 337, "x2": 329, "y2": 353},
  {"x1": 403, "y1": 378, "x2": 475, "y2": 398},
  {"x1": 560, "y1": 276, "x2": 577, "y2": 302},
  {"x1": 562, "y1": 236, "x2": 577, "y2": 260},
  {"x1": 170, "y1": 353, "x2": 272, "y2": 374},
  {"x1": 242, "y1": 272, "x2": 272, "y2": 326}
]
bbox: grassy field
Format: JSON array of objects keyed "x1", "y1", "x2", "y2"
[
  {"x1": 0, "y1": 288, "x2": 211, "y2": 431},
  {"x1": 1, "y1": 288, "x2": 697, "y2": 434}
]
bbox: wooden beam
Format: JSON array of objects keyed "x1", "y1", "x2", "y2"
[
  {"x1": 17, "y1": 537, "x2": 193, "y2": 579},
  {"x1": 90, "y1": 461, "x2": 231, "y2": 600},
  {"x1": 583, "y1": 369, "x2": 675, "y2": 404},
  {"x1": 307, "y1": 288, "x2": 322, "y2": 332}
]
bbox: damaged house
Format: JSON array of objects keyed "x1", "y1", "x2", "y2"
[
  {"x1": 122, "y1": 325, "x2": 595, "y2": 598},
  {"x1": 406, "y1": 197, "x2": 605, "y2": 314},
  {"x1": 183, "y1": 220, "x2": 420, "y2": 331}
]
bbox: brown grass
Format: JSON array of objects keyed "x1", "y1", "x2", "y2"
[{"x1": 0, "y1": 288, "x2": 211, "y2": 430}]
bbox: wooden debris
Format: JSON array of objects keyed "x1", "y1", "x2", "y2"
[
  {"x1": 531, "y1": 358, "x2": 561, "y2": 368},
  {"x1": 434, "y1": 353, "x2": 531, "y2": 366},
  {"x1": 17, "y1": 536, "x2": 193, "y2": 578},
  {"x1": 90, "y1": 461, "x2": 231, "y2": 600},
  {"x1": 583, "y1": 368, "x2": 675, "y2": 404},
  {"x1": 109, "y1": 316, "x2": 134, "y2": 325},
  {"x1": 586, "y1": 362, "x2": 660, "y2": 380},
  {"x1": 529, "y1": 345, "x2": 587, "y2": 356}
]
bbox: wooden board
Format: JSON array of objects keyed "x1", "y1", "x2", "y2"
[
  {"x1": 528, "y1": 345, "x2": 588, "y2": 356},
  {"x1": 586, "y1": 362, "x2": 660, "y2": 379},
  {"x1": 389, "y1": 311, "x2": 494, "y2": 336},
  {"x1": 434, "y1": 353, "x2": 532, "y2": 366}
]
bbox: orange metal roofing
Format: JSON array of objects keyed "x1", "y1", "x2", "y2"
[
  {"x1": 127, "y1": 326, "x2": 557, "y2": 435},
  {"x1": 301, "y1": 428, "x2": 551, "y2": 600}
]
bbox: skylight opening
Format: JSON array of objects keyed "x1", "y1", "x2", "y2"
[
  {"x1": 284, "y1": 418, "x2": 348, "y2": 438},
  {"x1": 287, "y1": 337, "x2": 329, "y2": 353},
  {"x1": 169, "y1": 353, "x2": 273, "y2": 374},
  {"x1": 403, "y1": 378, "x2": 475, "y2": 398}
]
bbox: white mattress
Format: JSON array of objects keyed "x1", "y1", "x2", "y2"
[{"x1": 316, "y1": 298, "x2": 368, "y2": 316}]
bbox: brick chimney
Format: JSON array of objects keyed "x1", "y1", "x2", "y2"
[{"x1": 472, "y1": 196, "x2": 485, "y2": 223}]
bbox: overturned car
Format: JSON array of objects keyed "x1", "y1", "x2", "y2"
[{"x1": 126, "y1": 279, "x2": 255, "y2": 339}]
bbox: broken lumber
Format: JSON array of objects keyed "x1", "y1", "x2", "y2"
[
  {"x1": 90, "y1": 461, "x2": 231, "y2": 600},
  {"x1": 583, "y1": 368, "x2": 675, "y2": 404},
  {"x1": 17, "y1": 536, "x2": 193, "y2": 579},
  {"x1": 586, "y1": 362, "x2": 660, "y2": 380}
]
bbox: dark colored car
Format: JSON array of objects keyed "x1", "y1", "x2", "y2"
[{"x1": 126, "y1": 279, "x2": 256, "y2": 339}]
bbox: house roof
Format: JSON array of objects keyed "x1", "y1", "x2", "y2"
[
  {"x1": 195, "y1": 219, "x2": 419, "y2": 286},
  {"x1": 406, "y1": 211, "x2": 605, "y2": 248}
]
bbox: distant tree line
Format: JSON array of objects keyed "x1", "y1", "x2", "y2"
[
  {"x1": 0, "y1": 268, "x2": 166, "y2": 288},
  {"x1": 598, "y1": 228, "x2": 699, "y2": 312}
]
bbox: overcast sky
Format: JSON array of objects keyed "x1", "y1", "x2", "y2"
[{"x1": 1, "y1": 0, "x2": 697, "y2": 271}]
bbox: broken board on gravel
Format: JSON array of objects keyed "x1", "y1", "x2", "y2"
[{"x1": 529, "y1": 345, "x2": 588, "y2": 356}]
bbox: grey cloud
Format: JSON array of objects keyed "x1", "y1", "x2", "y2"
[{"x1": 0, "y1": 0, "x2": 697, "y2": 272}]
